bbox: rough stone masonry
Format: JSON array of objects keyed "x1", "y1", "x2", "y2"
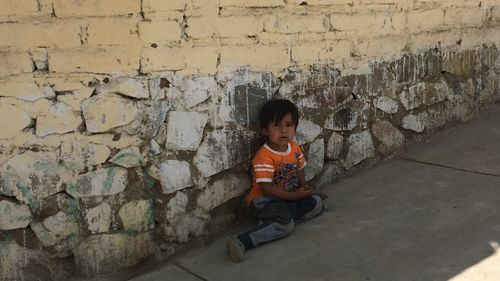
[{"x1": 0, "y1": 0, "x2": 499, "y2": 279}]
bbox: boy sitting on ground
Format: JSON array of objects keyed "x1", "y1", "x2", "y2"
[{"x1": 226, "y1": 99, "x2": 328, "y2": 262}]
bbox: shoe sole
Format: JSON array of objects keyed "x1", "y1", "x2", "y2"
[{"x1": 226, "y1": 239, "x2": 244, "y2": 262}]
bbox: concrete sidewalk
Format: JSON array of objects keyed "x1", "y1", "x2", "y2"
[{"x1": 131, "y1": 106, "x2": 500, "y2": 281}]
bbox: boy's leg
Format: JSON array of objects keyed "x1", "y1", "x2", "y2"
[
  {"x1": 295, "y1": 194, "x2": 324, "y2": 221},
  {"x1": 237, "y1": 196, "x2": 295, "y2": 250}
]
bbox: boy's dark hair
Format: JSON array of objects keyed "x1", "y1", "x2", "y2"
[{"x1": 259, "y1": 99, "x2": 300, "y2": 128}]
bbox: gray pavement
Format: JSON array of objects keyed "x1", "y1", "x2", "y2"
[{"x1": 131, "y1": 106, "x2": 500, "y2": 281}]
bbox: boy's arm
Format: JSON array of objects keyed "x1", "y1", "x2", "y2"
[
  {"x1": 260, "y1": 182, "x2": 313, "y2": 201},
  {"x1": 298, "y1": 169, "x2": 306, "y2": 187},
  {"x1": 297, "y1": 169, "x2": 329, "y2": 200}
]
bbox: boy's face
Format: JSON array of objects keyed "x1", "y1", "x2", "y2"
[{"x1": 263, "y1": 113, "x2": 296, "y2": 152}]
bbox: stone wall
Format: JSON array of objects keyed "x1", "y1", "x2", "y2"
[{"x1": 1, "y1": 0, "x2": 499, "y2": 279}]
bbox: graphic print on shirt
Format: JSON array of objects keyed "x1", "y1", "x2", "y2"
[{"x1": 274, "y1": 152, "x2": 302, "y2": 192}]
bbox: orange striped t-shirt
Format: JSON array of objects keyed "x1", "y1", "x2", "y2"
[{"x1": 246, "y1": 141, "x2": 306, "y2": 205}]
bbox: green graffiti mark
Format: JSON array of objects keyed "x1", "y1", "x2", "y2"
[
  {"x1": 67, "y1": 198, "x2": 79, "y2": 220},
  {"x1": 103, "y1": 167, "x2": 116, "y2": 193},
  {"x1": 18, "y1": 184, "x2": 38, "y2": 210},
  {"x1": 121, "y1": 228, "x2": 137, "y2": 236},
  {"x1": 112, "y1": 152, "x2": 143, "y2": 167},
  {"x1": 147, "y1": 199, "x2": 154, "y2": 227},
  {"x1": 1, "y1": 172, "x2": 15, "y2": 196},
  {"x1": 142, "y1": 167, "x2": 156, "y2": 190}
]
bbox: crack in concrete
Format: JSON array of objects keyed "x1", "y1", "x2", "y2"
[
  {"x1": 398, "y1": 157, "x2": 500, "y2": 178},
  {"x1": 173, "y1": 262, "x2": 208, "y2": 281}
]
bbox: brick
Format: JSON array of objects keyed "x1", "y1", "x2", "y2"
[
  {"x1": 460, "y1": 27, "x2": 500, "y2": 49},
  {"x1": 409, "y1": 29, "x2": 461, "y2": 50},
  {"x1": 187, "y1": 16, "x2": 260, "y2": 38},
  {"x1": 52, "y1": 0, "x2": 140, "y2": 17},
  {"x1": 0, "y1": 0, "x2": 39, "y2": 17},
  {"x1": 139, "y1": 20, "x2": 182, "y2": 44},
  {"x1": 353, "y1": 35, "x2": 405, "y2": 59},
  {"x1": 292, "y1": 40, "x2": 351, "y2": 65},
  {"x1": 330, "y1": 12, "x2": 405, "y2": 38},
  {"x1": 264, "y1": 15, "x2": 327, "y2": 34},
  {"x1": 407, "y1": 8, "x2": 444, "y2": 33},
  {"x1": 186, "y1": 0, "x2": 219, "y2": 16},
  {"x1": 0, "y1": 21, "x2": 81, "y2": 48},
  {"x1": 141, "y1": 46, "x2": 218, "y2": 74},
  {"x1": 86, "y1": 17, "x2": 140, "y2": 46},
  {"x1": 444, "y1": 7, "x2": 486, "y2": 27},
  {"x1": 49, "y1": 46, "x2": 140, "y2": 75},
  {"x1": 0, "y1": 51, "x2": 33, "y2": 77},
  {"x1": 492, "y1": 6, "x2": 500, "y2": 22},
  {"x1": 220, "y1": 44, "x2": 290, "y2": 72},
  {"x1": 219, "y1": 0, "x2": 285, "y2": 7},
  {"x1": 183, "y1": 46, "x2": 219, "y2": 74},
  {"x1": 297, "y1": 0, "x2": 352, "y2": 5},
  {"x1": 143, "y1": 0, "x2": 186, "y2": 13},
  {"x1": 412, "y1": 0, "x2": 443, "y2": 10}
]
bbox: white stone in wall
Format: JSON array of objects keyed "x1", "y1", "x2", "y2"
[
  {"x1": 0, "y1": 240, "x2": 52, "y2": 281},
  {"x1": 400, "y1": 84, "x2": 425, "y2": 110},
  {"x1": 305, "y1": 139, "x2": 325, "y2": 181},
  {"x1": 326, "y1": 132, "x2": 343, "y2": 160},
  {"x1": 119, "y1": 200, "x2": 154, "y2": 233},
  {"x1": 43, "y1": 211, "x2": 79, "y2": 238},
  {"x1": 31, "y1": 222, "x2": 63, "y2": 246},
  {"x1": 194, "y1": 129, "x2": 257, "y2": 177},
  {"x1": 171, "y1": 208, "x2": 210, "y2": 243},
  {"x1": 372, "y1": 120, "x2": 405, "y2": 152},
  {"x1": 66, "y1": 167, "x2": 128, "y2": 198},
  {"x1": 165, "y1": 111, "x2": 208, "y2": 151},
  {"x1": 148, "y1": 77, "x2": 166, "y2": 101},
  {"x1": 0, "y1": 100, "x2": 31, "y2": 139},
  {"x1": 99, "y1": 78, "x2": 149, "y2": 99},
  {"x1": 0, "y1": 152, "x2": 65, "y2": 205},
  {"x1": 31, "y1": 48, "x2": 48, "y2": 70},
  {"x1": 84, "y1": 203, "x2": 112, "y2": 234},
  {"x1": 0, "y1": 81, "x2": 53, "y2": 102},
  {"x1": 312, "y1": 163, "x2": 342, "y2": 189},
  {"x1": 149, "y1": 139, "x2": 162, "y2": 155},
  {"x1": 197, "y1": 173, "x2": 251, "y2": 212},
  {"x1": 36, "y1": 102, "x2": 82, "y2": 137},
  {"x1": 0, "y1": 200, "x2": 32, "y2": 230},
  {"x1": 22, "y1": 98, "x2": 52, "y2": 119},
  {"x1": 110, "y1": 147, "x2": 143, "y2": 168},
  {"x1": 166, "y1": 192, "x2": 188, "y2": 224},
  {"x1": 402, "y1": 113, "x2": 427, "y2": 133},
  {"x1": 82, "y1": 94, "x2": 139, "y2": 133},
  {"x1": 143, "y1": 101, "x2": 169, "y2": 137},
  {"x1": 295, "y1": 119, "x2": 322, "y2": 145},
  {"x1": 60, "y1": 140, "x2": 111, "y2": 171},
  {"x1": 149, "y1": 73, "x2": 184, "y2": 101},
  {"x1": 324, "y1": 111, "x2": 358, "y2": 131},
  {"x1": 183, "y1": 76, "x2": 216, "y2": 108},
  {"x1": 425, "y1": 80, "x2": 450, "y2": 105},
  {"x1": 159, "y1": 160, "x2": 193, "y2": 194},
  {"x1": 344, "y1": 130, "x2": 375, "y2": 168},
  {"x1": 375, "y1": 96, "x2": 399, "y2": 114},
  {"x1": 73, "y1": 232, "x2": 155, "y2": 277}
]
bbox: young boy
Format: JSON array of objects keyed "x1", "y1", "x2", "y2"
[{"x1": 226, "y1": 99, "x2": 327, "y2": 262}]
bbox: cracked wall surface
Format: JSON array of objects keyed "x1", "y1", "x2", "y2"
[{"x1": 1, "y1": 0, "x2": 500, "y2": 279}]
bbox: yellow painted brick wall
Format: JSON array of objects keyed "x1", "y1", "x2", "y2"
[{"x1": 0, "y1": 0, "x2": 497, "y2": 78}]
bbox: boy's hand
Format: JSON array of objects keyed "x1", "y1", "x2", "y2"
[
  {"x1": 297, "y1": 185, "x2": 328, "y2": 200},
  {"x1": 295, "y1": 186, "x2": 314, "y2": 199}
]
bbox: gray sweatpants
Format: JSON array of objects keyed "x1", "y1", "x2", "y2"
[{"x1": 237, "y1": 195, "x2": 324, "y2": 249}]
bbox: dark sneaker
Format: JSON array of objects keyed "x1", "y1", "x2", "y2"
[{"x1": 226, "y1": 237, "x2": 245, "y2": 262}]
